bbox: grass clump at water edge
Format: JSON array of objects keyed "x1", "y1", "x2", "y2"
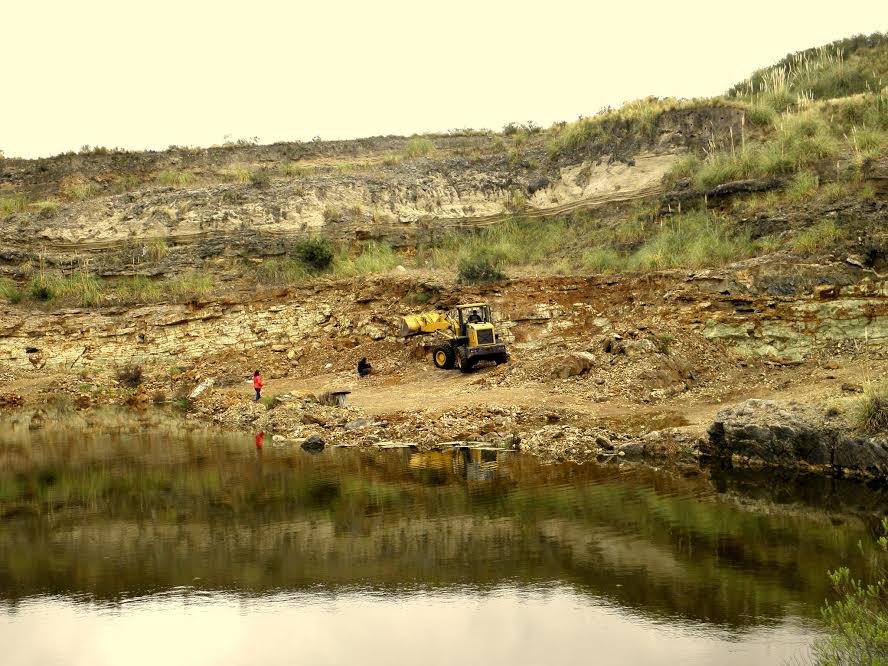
[{"x1": 852, "y1": 384, "x2": 888, "y2": 434}]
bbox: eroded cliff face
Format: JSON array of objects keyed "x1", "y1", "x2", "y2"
[
  {"x1": 0, "y1": 107, "x2": 749, "y2": 272},
  {"x1": 4, "y1": 152, "x2": 673, "y2": 249}
]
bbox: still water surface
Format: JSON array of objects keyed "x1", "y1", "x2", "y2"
[{"x1": 1, "y1": 408, "x2": 884, "y2": 665}]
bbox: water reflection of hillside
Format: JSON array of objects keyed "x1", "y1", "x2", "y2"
[{"x1": 0, "y1": 409, "x2": 885, "y2": 630}]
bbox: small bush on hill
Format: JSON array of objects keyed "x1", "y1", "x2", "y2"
[
  {"x1": 28, "y1": 276, "x2": 54, "y2": 302},
  {"x1": 114, "y1": 276, "x2": 164, "y2": 303},
  {"x1": 791, "y1": 220, "x2": 840, "y2": 254},
  {"x1": 116, "y1": 363, "x2": 144, "y2": 388},
  {"x1": 283, "y1": 163, "x2": 315, "y2": 178},
  {"x1": 0, "y1": 278, "x2": 23, "y2": 304},
  {"x1": 334, "y1": 242, "x2": 400, "y2": 276},
  {"x1": 458, "y1": 252, "x2": 506, "y2": 283},
  {"x1": 156, "y1": 170, "x2": 196, "y2": 187},
  {"x1": 293, "y1": 238, "x2": 334, "y2": 272},
  {"x1": 170, "y1": 271, "x2": 213, "y2": 301},
  {"x1": 404, "y1": 137, "x2": 435, "y2": 159},
  {"x1": 0, "y1": 194, "x2": 28, "y2": 217},
  {"x1": 250, "y1": 169, "x2": 271, "y2": 188},
  {"x1": 785, "y1": 171, "x2": 820, "y2": 201},
  {"x1": 256, "y1": 257, "x2": 311, "y2": 285}
]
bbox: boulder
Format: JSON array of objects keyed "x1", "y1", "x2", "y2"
[
  {"x1": 833, "y1": 436, "x2": 888, "y2": 476},
  {"x1": 706, "y1": 399, "x2": 888, "y2": 477},
  {"x1": 301, "y1": 434, "x2": 325, "y2": 452},
  {"x1": 617, "y1": 441, "x2": 645, "y2": 458},
  {"x1": 623, "y1": 339, "x2": 657, "y2": 357},
  {"x1": 551, "y1": 352, "x2": 596, "y2": 379},
  {"x1": 706, "y1": 399, "x2": 832, "y2": 466}
]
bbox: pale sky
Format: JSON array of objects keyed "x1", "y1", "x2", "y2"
[{"x1": 2, "y1": 1, "x2": 886, "y2": 158}]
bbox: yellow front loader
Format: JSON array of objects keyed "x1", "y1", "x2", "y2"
[{"x1": 400, "y1": 302, "x2": 508, "y2": 372}]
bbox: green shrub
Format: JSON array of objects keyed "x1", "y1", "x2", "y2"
[
  {"x1": 791, "y1": 220, "x2": 840, "y2": 254},
  {"x1": 293, "y1": 238, "x2": 334, "y2": 272},
  {"x1": 0, "y1": 194, "x2": 29, "y2": 217},
  {"x1": 53, "y1": 272, "x2": 105, "y2": 306},
  {"x1": 742, "y1": 102, "x2": 777, "y2": 127},
  {"x1": 785, "y1": 171, "x2": 820, "y2": 200},
  {"x1": 170, "y1": 272, "x2": 214, "y2": 301},
  {"x1": 811, "y1": 518, "x2": 888, "y2": 665},
  {"x1": 255, "y1": 257, "x2": 311, "y2": 285},
  {"x1": 695, "y1": 153, "x2": 743, "y2": 190},
  {"x1": 28, "y1": 276, "x2": 54, "y2": 301},
  {"x1": 503, "y1": 121, "x2": 541, "y2": 136},
  {"x1": 753, "y1": 235, "x2": 783, "y2": 254},
  {"x1": 778, "y1": 111, "x2": 840, "y2": 163},
  {"x1": 114, "y1": 276, "x2": 164, "y2": 303},
  {"x1": 334, "y1": 242, "x2": 400, "y2": 276},
  {"x1": 549, "y1": 97, "x2": 717, "y2": 155},
  {"x1": 0, "y1": 278, "x2": 23, "y2": 304},
  {"x1": 458, "y1": 252, "x2": 506, "y2": 283},
  {"x1": 282, "y1": 163, "x2": 315, "y2": 178},
  {"x1": 112, "y1": 175, "x2": 140, "y2": 193},
  {"x1": 250, "y1": 169, "x2": 271, "y2": 188},
  {"x1": 61, "y1": 179, "x2": 100, "y2": 200},
  {"x1": 581, "y1": 248, "x2": 622, "y2": 273},
  {"x1": 156, "y1": 170, "x2": 196, "y2": 187},
  {"x1": 853, "y1": 384, "x2": 888, "y2": 434},
  {"x1": 404, "y1": 137, "x2": 435, "y2": 159},
  {"x1": 30, "y1": 200, "x2": 61, "y2": 216},
  {"x1": 424, "y1": 218, "x2": 569, "y2": 271},
  {"x1": 173, "y1": 398, "x2": 192, "y2": 411},
  {"x1": 627, "y1": 212, "x2": 755, "y2": 270},
  {"x1": 334, "y1": 161, "x2": 358, "y2": 173},
  {"x1": 667, "y1": 154, "x2": 702, "y2": 185}
]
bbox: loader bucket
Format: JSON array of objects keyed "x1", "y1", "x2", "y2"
[{"x1": 399, "y1": 311, "x2": 449, "y2": 337}]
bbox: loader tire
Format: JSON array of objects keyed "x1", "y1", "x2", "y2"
[
  {"x1": 460, "y1": 358, "x2": 475, "y2": 373},
  {"x1": 432, "y1": 345, "x2": 456, "y2": 370},
  {"x1": 493, "y1": 353, "x2": 508, "y2": 365}
]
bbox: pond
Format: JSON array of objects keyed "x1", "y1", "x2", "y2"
[{"x1": 1, "y1": 407, "x2": 885, "y2": 665}]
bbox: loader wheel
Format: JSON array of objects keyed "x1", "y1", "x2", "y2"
[
  {"x1": 493, "y1": 353, "x2": 509, "y2": 365},
  {"x1": 460, "y1": 358, "x2": 475, "y2": 373},
  {"x1": 432, "y1": 346, "x2": 456, "y2": 369}
]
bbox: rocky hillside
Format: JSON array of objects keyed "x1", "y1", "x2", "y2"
[
  {"x1": 0, "y1": 109, "x2": 747, "y2": 275},
  {"x1": 1, "y1": 33, "x2": 888, "y2": 478}
]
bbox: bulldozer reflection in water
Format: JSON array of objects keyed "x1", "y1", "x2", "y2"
[
  {"x1": 408, "y1": 448, "x2": 504, "y2": 483},
  {"x1": 399, "y1": 302, "x2": 508, "y2": 373}
]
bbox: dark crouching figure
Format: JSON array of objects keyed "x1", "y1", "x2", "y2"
[{"x1": 357, "y1": 357, "x2": 372, "y2": 377}]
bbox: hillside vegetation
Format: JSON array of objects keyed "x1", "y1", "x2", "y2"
[
  {"x1": 0, "y1": 33, "x2": 886, "y2": 306},
  {"x1": 549, "y1": 33, "x2": 888, "y2": 191}
]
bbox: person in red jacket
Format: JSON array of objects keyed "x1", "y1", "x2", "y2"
[{"x1": 253, "y1": 370, "x2": 263, "y2": 401}]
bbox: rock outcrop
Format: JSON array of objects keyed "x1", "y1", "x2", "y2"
[{"x1": 705, "y1": 399, "x2": 888, "y2": 477}]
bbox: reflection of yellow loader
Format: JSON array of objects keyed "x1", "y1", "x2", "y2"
[
  {"x1": 400, "y1": 303, "x2": 508, "y2": 373},
  {"x1": 408, "y1": 449, "x2": 501, "y2": 481}
]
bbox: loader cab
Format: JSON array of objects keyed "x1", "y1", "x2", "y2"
[
  {"x1": 453, "y1": 303, "x2": 496, "y2": 346},
  {"x1": 453, "y1": 304, "x2": 491, "y2": 333}
]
